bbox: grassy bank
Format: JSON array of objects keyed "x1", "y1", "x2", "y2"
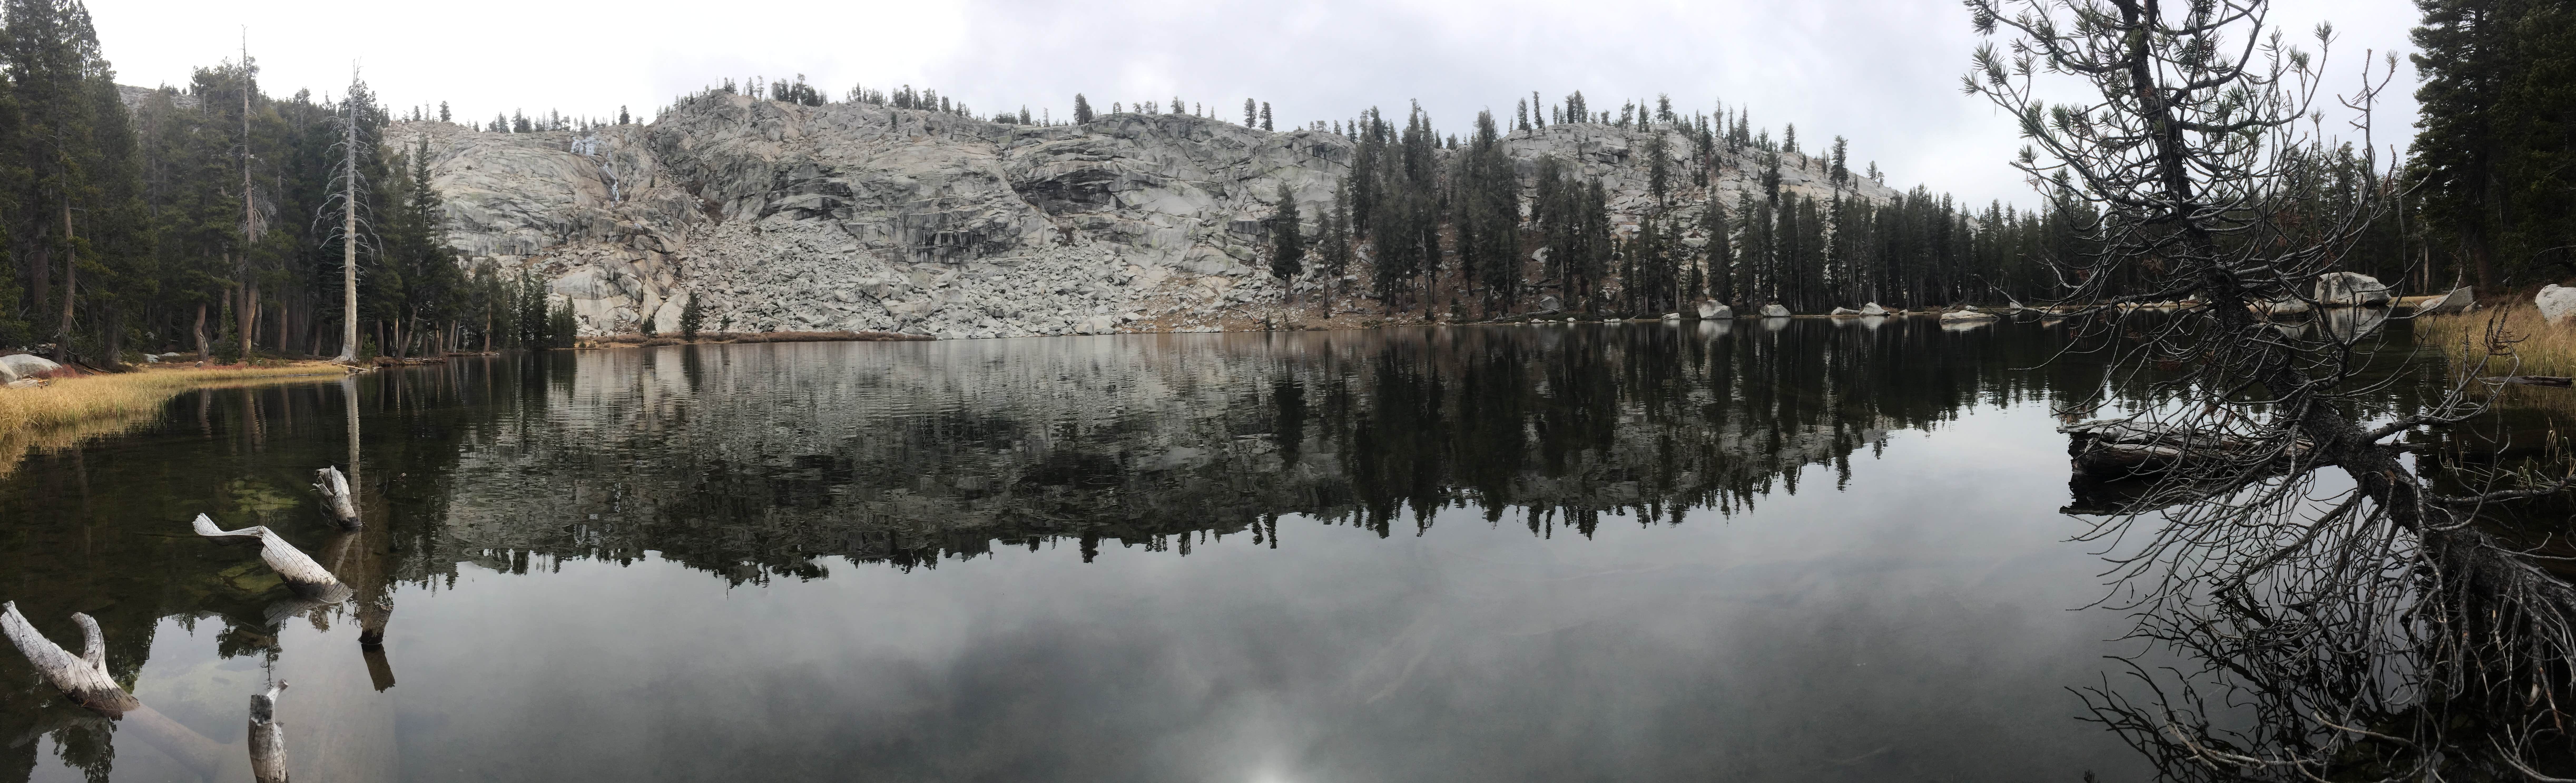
[
  {"x1": 2416, "y1": 302, "x2": 2576, "y2": 422},
  {"x1": 0, "y1": 362, "x2": 352, "y2": 477},
  {"x1": 2417, "y1": 301, "x2": 2576, "y2": 378}
]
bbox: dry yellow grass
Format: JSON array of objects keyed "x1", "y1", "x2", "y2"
[
  {"x1": 0, "y1": 362, "x2": 352, "y2": 477},
  {"x1": 2417, "y1": 301, "x2": 2576, "y2": 423},
  {"x1": 2417, "y1": 301, "x2": 2576, "y2": 379}
]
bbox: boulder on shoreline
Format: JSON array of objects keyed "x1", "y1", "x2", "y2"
[
  {"x1": 0, "y1": 353, "x2": 62, "y2": 383},
  {"x1": 1859, "y1": 302, "x2": 1889, "y2": 316},
  {"x1": 1759, "y1": 304, "x2": 1792, "y2": 318},
  {"x1": 2537, "y1": 285, "x2": 2576, "y2": 325},
  {"x1": 2313, "y1": 272, "x2": 2392, "y2": 307}
]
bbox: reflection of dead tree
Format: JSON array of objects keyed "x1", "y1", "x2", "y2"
[
  {"x1": 0, "y1": 603, "x2": 227, "y2": 777},
  {"x1": 1964, "y1": 0, "x2": 2576, "y2": 778}
]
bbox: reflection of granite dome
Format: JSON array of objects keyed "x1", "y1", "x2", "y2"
[
  {"x1": 421, "y1": 322, "x2": 2060, "y2": 579},
  {"x1": 389, "y1": 98, "x2": 1897, "y2": 339}
]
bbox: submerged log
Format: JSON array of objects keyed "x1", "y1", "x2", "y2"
[
  {"x1": 314, "y1": 467, "x2": 358, "y2": 528},
  {"x1": 1, "y1": 603, "x2": 228, "y2": 777},
  {"x1": 192, "y1": 514, "x2": 352, "y2": 602},
  {"x1": 249, "y1": 683, "x2": 288, "y2": 783}
]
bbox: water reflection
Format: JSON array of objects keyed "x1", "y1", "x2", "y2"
[{"x1": 0, "y1": 320, "x2": 2505, "y2": 781}]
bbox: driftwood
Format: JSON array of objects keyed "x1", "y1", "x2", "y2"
[
  {"x1": 2060, "y1": 417, "x2": 2305, "y2": 480},
  {"x1": 2488, "y1": 375, "x2": 2574, "y2": 388},
  {"x1": 191, "y1": 514, "x2": 351, "y2": 602},
  {"x1": 1, "y1": 603, "x2": 227, "y2": 777},
  {"x1": 313, "y1": 466, "x2": 358, "y2": 527},
  {"x1": 0, "y1": 603, "x2": 134, "y2": 715},
  {"x1": 248, "y1": 683, "x2": 288, "y2": 783}
]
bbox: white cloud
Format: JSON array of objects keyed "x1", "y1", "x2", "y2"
[{"x1": 93, "y1": 0, "x2": 2418, "y2": 207}]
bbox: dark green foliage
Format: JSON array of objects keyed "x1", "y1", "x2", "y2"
[
  {"x1": 2409, "y1": 0, "x2": 2576, "y2": 289},
  {"x1": 680, "y1": 293, "x2": 704, "y2": 339},
  {"x1": 1073, "y1": 94, "x2": 1093, "y2": 124},
  {"x1": 1260, "y1": 102, "x2": 1272, "y2": 132},
  {"x1": 1270, "y1": 183, "x2": 1306, "y2": 282},
  {"x1": 546, "y1": 297, "x2": 576, "y2": 348},
  {"x1": 768, "y1": 74, "x2": 823, "y2": 106}
]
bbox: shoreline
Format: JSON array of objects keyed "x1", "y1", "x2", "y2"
[{"x1": 0, "y1": 360, "x2": 360, "y2": 478}]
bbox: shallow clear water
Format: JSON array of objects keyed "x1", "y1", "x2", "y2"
[{"x1": 0, "y1": 319, "x2": 2470, "y2": 782}]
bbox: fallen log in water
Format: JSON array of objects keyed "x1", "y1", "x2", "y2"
[
  {"x1": 1, "y1": 603, "x2": 228, "y2": 777},
  {"x1": 248, "y1": 683, "x2": 288, "y2": 783},
  {"x1": 314, "y1": 466, "x2": 358, "y2": 527},
  {"x1": 2488, "y1": 375, "x2": 2574, "y2": 388},
  {"x1": 2060, "y1": 417, "x2": 2306, "y2": 481},
  {"x1": 0, "y1": 603, "x2": 133, "y2": 715},
  {"x1": 192, "y1": 514, "x2": 352, "y2": 602}
]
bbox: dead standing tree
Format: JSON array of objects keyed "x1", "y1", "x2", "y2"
[{"x1": 1962, "y1": 0, "x2": 2576, "y2": 778}]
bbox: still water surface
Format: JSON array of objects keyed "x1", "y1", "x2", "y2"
[{"x1": 4, "y1": 319, "x2": 2448, "y2": 781}]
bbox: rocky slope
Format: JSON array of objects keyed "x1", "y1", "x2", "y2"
[{"x1": 389, "y1": 95, "x2": 1898, "y2": 338}]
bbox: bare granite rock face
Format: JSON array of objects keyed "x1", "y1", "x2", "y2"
[{"x1": 390, "y1": 95, "x2": 1900, "y2": 338}]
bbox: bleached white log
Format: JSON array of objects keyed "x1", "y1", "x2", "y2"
[
  {"x1": 248, "y1": 682, "x2": 288, "y2": 783},
  {"x1": 314, "y1": 466, "x2": 358, "y2": 527},
  {"x1": 0, "y1": 603, "x2": 134, "y2": 715},
  {"x1": 191, "y1": 514, "x2": 351, "y2": 601},
  {"x1": 2, "y1": 603, "x2": 230, "y2": 775}
]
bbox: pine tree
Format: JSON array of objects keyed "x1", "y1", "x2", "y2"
[
  {"x1": 1260, "y1": 102, "x2": 1272, "y2": 131},
  {"x1": 679, "y1": 293, "x2": 704, "y2": 339},
  {"x1": 1646, "y1": 129, "x2": 1671, "y2": 207},
  {"x1": 1830, "y1": 136, "x2": 1850, "y2": 187},
  {"x1": 1245, "y1": 98, "x2": 1257, "y2": 126},
  {"x1": 1073, "y1": 94, "x2": 1093, "y2": 124},
  {"x1": 1270, "y1": 182, "x2": 1305, "y2": 284}
]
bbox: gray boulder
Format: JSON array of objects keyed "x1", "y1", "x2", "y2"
[
  {"x1": 1859, "y1": 302, "x2": 1889, "y2": 316},
  {"x1": 1759, "y1": 304, "x2": 1791, "y2": 318},
  {"x1": 2413, "y1": 286, "x2": 2474, "y2": 315},
  {"x1": 1828, "y1": 307, "x2": 1860, "y2": 316},
  {"x1": 2313, "y1": 272, "x2": 2392, "y2": 307},
  {"x1": 0, "y1": 353, "x2": 61, "y2": 381},
  {"x1": 2539, "y1": 285, "x2": 2576, "y2": 325},
  {"x1": 1704, "y1": 303, "x2": 1733, "y2": 320}
]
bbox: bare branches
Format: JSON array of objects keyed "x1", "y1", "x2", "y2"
[{"x1": 1965, "y1": 0, "x2": 2576, "y2": 777}]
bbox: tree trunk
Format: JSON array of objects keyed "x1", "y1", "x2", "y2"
[
  {"x1": 190, "y1": 514, "x2": 351, "y2": 601},
  {"x1": 56, "y1": 202, "x2": 75, "y2": 358},
  {"x1": 194, "y1": 303, "x2": 210, "y2": 361},
  {"x1": 242, "y1": 281, "x2": 260, "y2": 359},
  {"x1": 248, "y1": 685, "x2": 288, "y2": 783},
  {"x1": 0, "y1": 604, "x2": 230, "y2": 777},
  {"x1": 314, "y1": 467, "x2": 359, "y2": 527}
]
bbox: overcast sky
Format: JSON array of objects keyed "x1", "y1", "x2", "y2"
[{"x1": 93, "y1": 0, "x2": 2422, "y2": 208}]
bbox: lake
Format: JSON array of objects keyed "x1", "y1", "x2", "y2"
[{"x1": 0, "y1": 318, "x2": 2485, "y2": 782}]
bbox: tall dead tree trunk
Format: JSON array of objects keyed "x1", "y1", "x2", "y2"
[{"x1": 334, "y1": 77, "x2": 360, "y2": 364}]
